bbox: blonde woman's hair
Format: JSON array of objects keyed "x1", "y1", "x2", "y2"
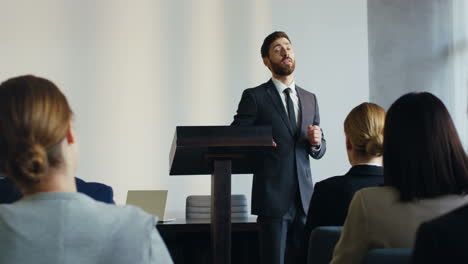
[
  {"x1": 344, "y1": 102, "x2": 385, "y2": 157},
  {"x1": 0, "y1": 75, "x2": 73, "y2": 189}
]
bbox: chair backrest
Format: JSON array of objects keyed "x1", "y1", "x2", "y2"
[
  {"x1": 361, "y1": 248, "x2": 412, "y2": 264},
  {"x1": 307, "y1": 226, "x2": 412, "y2": 264},
  {"x1": 307, "y1": 226, "x2": 343, "y2": 264}
]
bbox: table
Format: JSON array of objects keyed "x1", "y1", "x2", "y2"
[{"x1": 158, "y1": 217, "x2": 260, "y2": 264}]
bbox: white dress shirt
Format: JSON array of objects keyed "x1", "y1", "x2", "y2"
[{"x1": 271, "y1": 77, "x2": 300, "y2": 127}]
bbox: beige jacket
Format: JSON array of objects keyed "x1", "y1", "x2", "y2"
[{"x1": 330, "y1": 186, "x2": 468, "y2": 264}]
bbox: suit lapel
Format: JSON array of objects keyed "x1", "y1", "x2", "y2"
[
  {"x1": 265, "y1": 80, "x2": 295, "y2": 136},
  {"x1": 296, "y1": 86, "x2": 310, "y2": 139}
]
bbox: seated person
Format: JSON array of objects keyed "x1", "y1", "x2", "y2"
[
  {"x1": 305, "y1": 103, "x2": 385, "y2": 235},
  {"x1": 75, "y1": 177, "x2": 115, "y2": 204},
  {"x1": 0, "y1": 176, "x2": 115, "y2": 204},
  {"x1": 0, "y1": 75, "x2": 173, "y2": 264},
  {"x1": 330, "y1": 92, "x2": 468, "y2": 264},
  {"x1": 412, "y1": 203, "x2": 468, "y2": 263}
]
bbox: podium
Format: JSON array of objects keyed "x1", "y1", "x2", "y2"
[{"x1": 169, "y1": 126, "x2": 273, "y2": 264}]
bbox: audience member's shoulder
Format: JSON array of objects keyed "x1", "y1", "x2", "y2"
[
  {"x1": 320, "y1": 175, "x2": 345, "y2": 184},
  {"x1": 315, "y1": 175, "x2": 346, "y2": 190},
  {"x1": 77, "y1": 194, "x2": 154, "y2": 222},
  {"x1": 427, "y1": 203, "x2": 468, "y2": 228},
  {"x1": 91, "y1": 198, "x2": 148, "y2": 216},
  {"x1": 357, "y1": 186, "x2": 395, "y2": 195},
  {"x1": 354, "y1": 186, "x2": 399, "y2": 203},
  {"x1": 119, "y1": 204, "x2": 153, "y2": 218}
]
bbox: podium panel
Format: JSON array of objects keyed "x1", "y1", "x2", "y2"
[
  {"x1": 169, "y1": 126, "x2": 273, "y2": 264},
  {"x1": 169, "y1": 126, "x2": 273, "y2": 175}
]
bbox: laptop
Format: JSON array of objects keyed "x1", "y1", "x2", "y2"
[{"x1": 126, "y1": 190, "x2": 175, "y2": 222}]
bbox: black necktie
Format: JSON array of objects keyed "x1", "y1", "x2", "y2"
[{"x1": 284, "y1": 88, "x2": 297, "y2": 134}]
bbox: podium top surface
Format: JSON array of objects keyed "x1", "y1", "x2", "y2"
[{"x1": 169, "y1": 126, "x2": 273, "y2": 175}]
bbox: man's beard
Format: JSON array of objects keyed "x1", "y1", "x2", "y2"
[{"x1": 270, "y1": 59, "x2": 295, "y2": 76}]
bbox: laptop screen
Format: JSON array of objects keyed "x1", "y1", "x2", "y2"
[{"x1": 126, "y1": 190, "x2": 168, "y2": 220}]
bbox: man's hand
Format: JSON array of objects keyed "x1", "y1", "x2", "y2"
[{"x1": 307, "y1": 125, "x2": 322, "y2": 147}]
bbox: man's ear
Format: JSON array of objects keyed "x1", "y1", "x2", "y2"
[
  {"x1": 66, "y1": 121, "x2": 76, "y2": 145},
  {"x1": 345, "y1": 136, "x2": 352, "y2": 151},
  {"x1": 262, "y1": 57, "x2": 271, "y2": 70}
]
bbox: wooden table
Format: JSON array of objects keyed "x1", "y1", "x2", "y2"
[{"x1": 158, "y1": 217, "x2": 259, "y2": 264}]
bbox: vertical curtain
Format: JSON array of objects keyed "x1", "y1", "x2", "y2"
[{"x1": 451, "y1": 0, "x2": 468, "y2": 150}]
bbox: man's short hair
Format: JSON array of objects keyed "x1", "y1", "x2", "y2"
[{"x1": 261, "y1": 31, "x2": 291, "y2": 58}]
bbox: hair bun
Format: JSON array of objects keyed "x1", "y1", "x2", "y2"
[
  {"x1": 7, "y1": 141, "x2": 48, "y2": 184},
  {"x1": 365, "y1": 135, "x2": 383, "y2": 157}
]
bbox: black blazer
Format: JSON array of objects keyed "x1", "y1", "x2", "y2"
[
  {"x1": 231, "y1": 79, "x2": 326, "y2": 217},
  {"x1": 413, "y1": 203, "x2": 468, "y2": 264},
  {"x1": 0, "y1": 177, "x2": 115, "y2": 204},
  {"x1": 305, "y1": 165, "x2": 383, "y2": 234}
]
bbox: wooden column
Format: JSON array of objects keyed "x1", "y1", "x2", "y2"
[{"x1": 211, "y1": 160, "x2": 232, "y2": 264}]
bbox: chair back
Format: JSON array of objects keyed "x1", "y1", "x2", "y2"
[
  {"x1": 361, "y1": 248, "x2": 412, "y2": 264},
  {"x1": 307, "y1": 226, "x2": 343, "y2": 264}
]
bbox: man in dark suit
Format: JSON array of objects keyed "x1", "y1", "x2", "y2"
[
  {"x1": 412, "y1": 204, "x2": 468, "y2": 264},
  {"x1": 231, "y1": 31, "x2": 326, "y2": 264}
]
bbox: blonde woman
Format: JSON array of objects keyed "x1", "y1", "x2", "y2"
[
  {"x1": 305, "y1": 103, "x2": 385, "y2": 235},
  {"x1": 0, "y1": 75, "x2": 173, "y2": 264}
]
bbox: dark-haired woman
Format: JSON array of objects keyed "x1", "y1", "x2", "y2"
[
  {"x1": 0, "y1": 75, "x2": 173, "y2": 264},
  {"x1": 330, "y1": 92, "x2": 468, "y2": 264}
]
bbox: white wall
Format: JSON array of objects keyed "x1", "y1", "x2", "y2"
[{"x1": 0, "y1": 0, "x2": 369, "y2": 218}]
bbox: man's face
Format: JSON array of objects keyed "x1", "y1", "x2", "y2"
[{"x1": 263, "y1": 37, "x2": 295, "y2": 76}]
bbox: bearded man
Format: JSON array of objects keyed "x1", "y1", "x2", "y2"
[{"x1": 231, "y1": 31, "x2": 326, "y2": 264}]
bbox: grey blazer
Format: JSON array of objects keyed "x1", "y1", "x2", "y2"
[
  {"x1": 232, "y1": 79, "x2": 326, "y2": 217},
  {"x1": 0, "y1": 192, "x2": 173, "y2": 264}
]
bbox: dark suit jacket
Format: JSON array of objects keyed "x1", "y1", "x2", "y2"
[
  {"x1": 231, "y1": 79, "x2": 326, "y2": 217},
  {"x1": 0, "y1": 177, "x2": 115, "y2": 204},
  {"x1": 412, "y1": 203, "x2": 468, "y2": 264},
  {"x1": 305, "y1": 165, "x2": 383, "y2": 235}
]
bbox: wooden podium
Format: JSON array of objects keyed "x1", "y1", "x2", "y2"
[{"x1": 169, "y1": 126, "x2": 273, "y2": 264}]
